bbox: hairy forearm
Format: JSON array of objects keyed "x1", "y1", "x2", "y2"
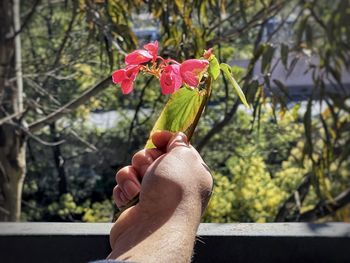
[
  {"x1": 113, "y1": 223, "x2": 197, "y2": 262},
  {"x1": 109, "y1": 201, "x2": 202, "y2": 262}
]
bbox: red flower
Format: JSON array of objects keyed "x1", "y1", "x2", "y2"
[
  {"x1": 180, "y1": 59, "x2": 209, "y2": 87},
  {"x1": 160, "y1": 64, "x2": 182, "y2": 94},
  {"x1": 125, "y1": 50, "x2": 153, "y2": 65},
  {"x1": 112, "y1": 65, "x2": 140, "y2": 94},
  {"x1": 203, "y1": 48, "x2": 213, "y2": 59},
  {"x1": 144, "y1": 41, "x2": 158, "y2": 62}
]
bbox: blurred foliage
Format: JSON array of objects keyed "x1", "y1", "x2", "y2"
[{"x1": 16, "y1": 0, "x2": 350, "y2": 222}]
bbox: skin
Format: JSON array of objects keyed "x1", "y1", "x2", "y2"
[{"x1": 108, "y1": 131, "x2": 213, "y2": 262}]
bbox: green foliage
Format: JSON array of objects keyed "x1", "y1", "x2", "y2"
[
  {"x1": 22, "y1": 192, "x2": 113, "y2": 222},
  {"x1": 203, "y1": 172, "x2": 234, "y2": 223},
  {"x1": 82, "y1": 200, "x2": 114, "y2": 223},
  {"x1": 17, "y1": 0, "x2": 350, "y2": 223},
  {"x1": 220, "y1": 63, "x2": 249, "y2": 108},
  {"x1": 203, "y1": 106, "x2": 303, "y2": 222}
]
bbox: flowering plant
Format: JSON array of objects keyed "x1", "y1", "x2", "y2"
[
  {"x1": 112, "y1": 41, "x2": 249, "y2": 148},
  {"x1": 112, "y1": 41, "x2": 249, "y2": 210}
]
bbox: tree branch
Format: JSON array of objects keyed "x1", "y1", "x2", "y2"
[
  {"x1": 196, "y1": 21, "x2": 266, "y2": 152},
  {"x1": 196, "y1": 99, "x2": 240, "y2": 152},
  {"x1": 0, "y1": 111, "x2": 23, "y2": 126},
  {"x1": 275, "y1": 173, "x2": 312, "y2": 222},
  {"x1": 28, "y1": 76, "x2": 112, "y2": 132},
  {"x1": 294, "y1": 188, "x2": 350, "y2": 222},
  {"x1": 41, "y1": 1, "x2": 77, "y2": 89},
  {"x1": 7, "y1": 0, "x2": 41, "y2": 39}
]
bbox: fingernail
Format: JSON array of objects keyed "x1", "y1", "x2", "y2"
[
  {"x1": 123, "y1": 180, "x2": 140, "y2": 199},
  {"x1": 119, "y1": 191, "x2": 128, "y2": 203}
]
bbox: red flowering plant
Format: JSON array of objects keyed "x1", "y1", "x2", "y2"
[
  {"x1": 112, "y1": 41, "x2": 249, "y2": 210},
  {"x1": 113, "y1": 41, "x2": 210, "y2": 95}
]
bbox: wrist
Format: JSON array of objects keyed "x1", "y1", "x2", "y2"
[{"x1": 109, "y1": 203, "x2": 201, "y2": 262}]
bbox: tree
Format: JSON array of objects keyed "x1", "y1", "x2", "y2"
[
  {"x1": 1, "y1": 0, "x2": 350, "y2": 222},
  {"x1": 0, "y1": 0, "x2": 119, "y2": 221},
  {"x1": 0, "y1": 0, "x2": 26, "y2": 221}
]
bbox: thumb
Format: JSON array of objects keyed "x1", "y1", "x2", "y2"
[{"x1": 167, "y1": 132, "x2": 189, "y2": 152}]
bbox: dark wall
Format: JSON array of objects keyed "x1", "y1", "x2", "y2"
[{"x1": 1, "y1": 223, "x2": 350, "y2": 263}]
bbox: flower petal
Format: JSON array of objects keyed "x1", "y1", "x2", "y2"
[
  {"x1": 125, "y1": 65, "x2": 141, "y2": 80},
  {"x1": 180, "y1": 59, "x2": 209, "y2": 87},
  {"x1": 112, "y1": 69, "x2": 126, "y2": 84},
  {"x1": 121, "y1": 80, "x2": 134, "y2": 94},
  {"x1": 125, "y1": 50, "x2": 153, "y2": 65},
  {"x1": 160, "y1": 64, "x2": 182, "y2": 94},
  {"x1": 181, "y1": 71, "x2": 198, "y2": 87},
  {"x1": 203, "y1": 48, "x2": 213, "y2": 59},
  {"x1": 144, "y1": 41, "x2": 158, "y2": 61}
]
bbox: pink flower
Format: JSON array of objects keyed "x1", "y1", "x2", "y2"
[
  {"x1": 180, "y1": 59, "x2": 209, "y2": 87},
  {"x1": 144, "y1": 41, "x2": 158, "y2": 62},
  {"x1": 112, "y1": 65, "x2": 140, "y2": 94},
  {"x1": 203, "y1": 48, "x2": 213, "y2": 59},
  {"x1": 125, "y1": 50, "x2": 153, "y2": 65},
  {"x1": 160, "y1": 64, "x2": 183, "y2": 94}
]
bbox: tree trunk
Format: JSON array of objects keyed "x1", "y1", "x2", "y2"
[
  {"x1": 0, "y1": 0, "x2": 26, "y2": 221},
  {"x1": 0, "y1": 125, "x2": 26, "y2": 221}
]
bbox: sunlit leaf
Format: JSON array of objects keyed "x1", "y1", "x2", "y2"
[
  {"x1": 220, "y1": 63, "x2": 250, "y2": 108},
  {"x1": 145, "y1": 86, "x2": 209, "y2": 148},
  {"x1": 208, "y1": 56, "x2": 220, "y2": 80}
]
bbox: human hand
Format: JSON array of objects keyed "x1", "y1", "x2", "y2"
[{"x1": 109, "y1": 131, "x2": 213, "y2": 262}]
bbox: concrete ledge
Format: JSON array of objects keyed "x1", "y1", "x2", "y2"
[{"x1": 1, "y1": 223, "x2": 350, "y2": 262}]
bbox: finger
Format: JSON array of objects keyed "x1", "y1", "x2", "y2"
[
  {"x1": 113, "y1": 185, "x2": 129, "y2": 208},
  {"x1": 131, "y1": 148, "x2": 164, "y2": 176},
  {"x1": 151, "y1": 130, "x2": 174, "y2": 149},
  {"x1": 167, "y1": 132, "x2": 189, "y2": 152},
  {"x1": 115, "y1": 166, "x2": 141, "y2": 200}
]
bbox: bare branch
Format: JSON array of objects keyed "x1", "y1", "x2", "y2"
[
  {"x1": 13, "y1": 123, "x2": 66, "y2": 146},
  {"x1": 209, "y1": 2, "x2": 285, "y2": 46},
  {"x1": 196, "y1": 99, "x2": 240, "y2": 152},
  {"x1": 196, "y1": 22, "x2": 266, "y2": 152},
  {"x1": 25, "y1": 78, "x2": 61, "y2": 106},
  {"x1": 275, "y1": 173, "x2": 312, "y2": 222},
  {"x1": 295, "y1": 188, "x2": 350, "y2": 222},
  {"x1": 28, "y1": 76, "x2": 112, "y2": 133},
  {"x1": 69, "y1": 129, "x2": 97, "y2": 152},
  {"x1": 7, "y1": 0, "x2": 41, "y2": 39},
  {"x1": 0, "y1": 111, "x2": 23, "y2": 126},
  {"x1": 41, "y1": 2, "x2": 78, "y2": 89}
]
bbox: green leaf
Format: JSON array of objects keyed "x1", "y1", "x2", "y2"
[
  {"x1": 303, "y1": 97, "x2": 313, "y2": 157},
  {"x1": 219, "y1": 63, "x2": 250, "y2": 108},
  {"x1": 208, "y1": 56, "x2": 220, "y2": 80},
  {"x1": 261, "y1": 43, "x2": 275, "y2": 74},
  {"x1": 280, "y1": 43, "x2": 289, "y2": 69},
  {"x1": 145, "y1": 87, "x2": 209, "y2": 148}
]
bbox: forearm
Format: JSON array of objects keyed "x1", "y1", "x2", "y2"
[{"x1": 109, "y1": 202, "x2": 202, "y2": 262}]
